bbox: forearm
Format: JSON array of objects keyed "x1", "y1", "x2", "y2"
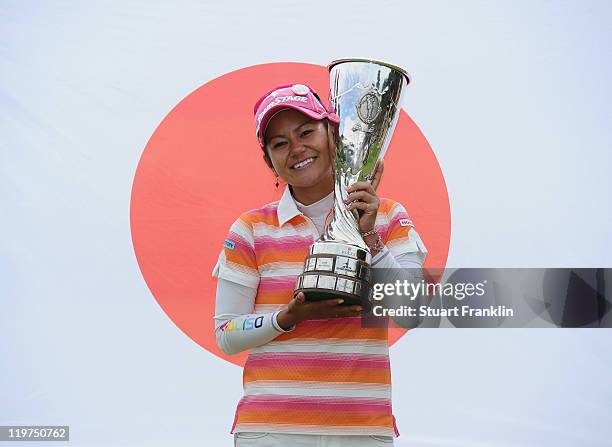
[
  {"x1": 214, "y1": 278, "x2": 293, "y2": 355},
  {"x1": 214, "y1": 310, "x2": 290, "y2": 355}
]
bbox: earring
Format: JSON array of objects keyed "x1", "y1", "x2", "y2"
[{"x1": 275, "y1": 175, "x2": 279, "y2": 189}]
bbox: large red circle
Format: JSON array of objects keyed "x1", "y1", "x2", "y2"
[{"x1": 130, "y1": 62, "x2": 451, "y2": 367}]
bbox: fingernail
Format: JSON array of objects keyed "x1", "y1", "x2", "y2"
[
  {"x1": 356, "y1": 306, "x2": 363, "y2": 311},
  {"x1": 337, "y1": 299, "x2": 344, "y2": 304}
]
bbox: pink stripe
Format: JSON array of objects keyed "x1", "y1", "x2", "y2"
[
  {"x1": 246, "y1": 353, "x2": 389, "y2": 369},
  {"x1": 259, "y1": 276, "x2": 297, "y2": 291},
  {"x1": 388, "y1": 209, "x2": 412, "y2": 229},
  {"x1": 228, "y1": 231, "x2": 254, "y2": 255},
  {"x1": 256, "y1": 235, "x2": 313, "y2": 251},
  {"x1": 237, "y1": 395, "x2": 392, "y2": 413},
  {"x1": 376, "y1": 223, "x2": 390, "y2": 241}
]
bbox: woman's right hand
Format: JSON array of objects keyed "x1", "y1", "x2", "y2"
[{"x1": 276, "y1": 292, "x2": 363, "y2": 330}]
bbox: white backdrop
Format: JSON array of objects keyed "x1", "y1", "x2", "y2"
[{"x1": 2, "y1": 1, "x2": 611, "y2": 446}]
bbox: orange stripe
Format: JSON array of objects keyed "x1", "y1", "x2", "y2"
[
  {"x1": 378, "y1": 198, "x2": 396, "y2": 214},
  {"x1": 276, "y1": 324, "x2": 388, "y2": 341},
  {"x1": 236, "y1": 409, "x2": 393, "y2": 427},
  {"x1": 245, "y1": 212, "x2": 278, "y2": 227},
  {"x1": 254, "y1": 291, "x2": 293, "y2": 305},
  {"x1": 387, "y1": 226, "x2": 409, "y2": 244},
  {"x1": 226, "y1": 251, "x2": 257, "y2": 268},
  {"x1": 258, "y1": 248, "x2": 309, "y2": 265}
]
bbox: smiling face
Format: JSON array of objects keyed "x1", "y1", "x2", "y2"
[{"x1": 264, "y1": 108, "x2": 335, "y2": 201}]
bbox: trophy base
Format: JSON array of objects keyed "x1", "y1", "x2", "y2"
[
  {"x1": 296, "y1": 286, "x2": 373, "y2": 313},
  {"x1": 294, "y1": 242, "x2": 373, "y2": 313}
]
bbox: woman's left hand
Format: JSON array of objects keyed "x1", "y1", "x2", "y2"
[{"x1": 344, "y1": 159, "x2": 384, "y2": 234}]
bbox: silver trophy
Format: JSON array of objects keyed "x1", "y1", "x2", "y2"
[{"x1": 294, "y1": 58, "x2": 410, "y2": 312}]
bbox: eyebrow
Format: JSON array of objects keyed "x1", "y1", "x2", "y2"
[{"x1": 267, "y1": 119, "x2": 313, "y2": 141}]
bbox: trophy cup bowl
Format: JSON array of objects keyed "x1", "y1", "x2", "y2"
[{"x1": 293, "y1": 58, "x2": 410, "y2": 313}]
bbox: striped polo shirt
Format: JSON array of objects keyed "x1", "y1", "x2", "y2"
[{"x1": 213, "y1": 186, "x2": 425, "y2": 437}]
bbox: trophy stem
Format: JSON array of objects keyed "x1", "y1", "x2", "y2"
[{"x1": 319, "y1": 180, "x2": 368, "y2": 250}]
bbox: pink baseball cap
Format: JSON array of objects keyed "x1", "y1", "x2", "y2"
[{"x1": 253, "y1": 83, "x2": 340, "y2": 147}]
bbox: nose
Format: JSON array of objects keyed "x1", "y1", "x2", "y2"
[{"x1": 288, "y1": 138, "x2": 307, "y2": 158}]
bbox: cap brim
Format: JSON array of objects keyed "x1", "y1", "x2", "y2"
[{"x1": 259, "y1": 104, "x2": 339, "y2": 145}]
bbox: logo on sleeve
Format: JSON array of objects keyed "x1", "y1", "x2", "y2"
[
  {"x1": 224, "y1": 239, "x2": 236, "y2": 250},
  {"x1": 220, "y1": 316, "x2": 264, "y2": 332},
  {"x1": 399, "y1": 218, "x2": 412, "y2": 227}
]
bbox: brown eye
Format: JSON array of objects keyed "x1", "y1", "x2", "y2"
[
  {"x1": 301, "y1": 129, "x2": 313, "y2": 138},
  {"x1": 272, "y1": 141, "x2": 287, "y2": 149}
]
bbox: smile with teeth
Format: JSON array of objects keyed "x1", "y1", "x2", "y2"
[{"x1": 291, "y1": 157, "x2": 316, "y2": 170}]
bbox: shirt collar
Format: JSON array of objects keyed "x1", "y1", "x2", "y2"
[{"x1": 277, "y1": 185, "x2": 302, "y2": 227}]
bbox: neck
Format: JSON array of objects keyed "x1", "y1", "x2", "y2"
[{"x1": 290, "y1": 175, "x2": 334, "y2": 206}]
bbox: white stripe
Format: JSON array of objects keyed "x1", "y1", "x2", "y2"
[
  {"x1": 225, "y1": 260, "x2": 259, "y2": 277},
  {"x1": 253, "y1": 222, "x2": 312, "y2": 238},
  {"x1": 388, "y1": 235, "x2": 420, "y2": 255},
  {"x1": 375, "y1": 215, "x2": 387, "y2": 226},
  {"x1": 216, "y1": 262, "x2": 259, "y2": 288},
  {"x1": 251, "y1": 338, "x2": 389, "y2": 355},
  {"x1": 231, "y1": 218, "x2": 255, "y2": 246},
  {"x1": 259, "y1": 263, "x2": 303, "y2": 276},
  {"x1": 244, "y1": 380, "x2": 392, "y2": 399},
  {"x1": 254, "y1": 304, "x2": 284, "y2": 313},
  {"x1": 387, "y1": 201, "x2": 408, "y2": 220}
]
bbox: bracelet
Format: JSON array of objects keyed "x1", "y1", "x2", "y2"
[
  {"x1": 361, "y1": 229, "x2": 385, "y2": 254},
  {"x1": 367, "y1": 237, "x2": 385, "y2": 254}
]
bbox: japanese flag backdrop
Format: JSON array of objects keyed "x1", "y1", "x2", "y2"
[{"x1": 2, "y1": 2, "x2": 611, "y2": 447}]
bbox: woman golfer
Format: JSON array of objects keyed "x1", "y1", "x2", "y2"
[{"x1": 213, "y1": 83, "x2": 427, "y2": 446}]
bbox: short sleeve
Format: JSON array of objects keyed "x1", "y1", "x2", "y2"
[
  {"x1": 212, "y1": 213, "x2": 260, "y2": 288},
  {"x1": 380, "y1": 199, "x2": 428, "y2": 263}
]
